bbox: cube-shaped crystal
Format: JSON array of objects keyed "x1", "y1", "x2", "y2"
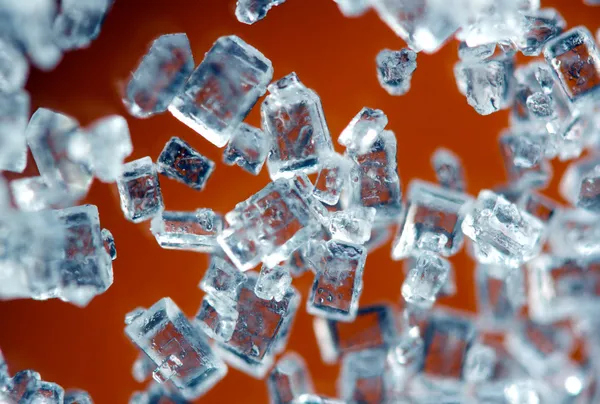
[
  {"x1": 157, "y1": 136, "x2": 215, "y2": 191},
  {"x1": 476, "y1": 265, "x2": 525, "y2": 331},
  {"x1": 151, "y1": 209, "x2": 223, "y2": 252},
  {"x1": 499, "y1": 131, "x2": 552, "y2": 190},
  {"x1": 255, "y1": 264, "x2": 292, "y2": 302},
  {"x1": 117, "y1": 157, "x2": 164, "y2": 223},
  {"x1": 124, "y1": 33, "x2": 194, "y2": 118},
  {"x1": 328, "y1": 207, "x2": 375, "y2": 245},
  {"x1": 431, "y1": 148, "x2": 466, "y2": 192},
  {"x1": 338, "y1": 349, "x2": 389, "y2": 404},
  {"x1": 462, "y1": 190, "x2": 545, "y2": 268},
  {"x1": 517, "y1": 191, "x2": 560, "y2": 223},
  {"x1": 262, "y1": 73, "x2": 333, "y2": 179},
  {"x1": 267, "y1": 352, "x2": 314, "y2": 404},
  {"x1": 375, "y1": 49, "x2": 417, "y2": 96},
  {"x1": 52, "y1": 0, "x2": 113, "y2": 50},
  {"x1": 401, "y1": 251, "x2": 450, "y2": 309},
  {"x1": 338, "y1": 107, "x2": 388, "y2": 154},
  {"x1": 392, "y1": 180, "x2": 472, "y2": 260},
  {"x1": 547, "y1": 209, "x2": 600, "y2": 257},
  {"x1": 195, "y1": 294, "x2": 239, "y2": 343},
  {"x1": 235, "y1": 0, "x2": 287, "y2": 24},
  {"x1": 200, "y1": 256, "x2": 247, "y2": 302},
  {"x1": 170, "y1": 35, "x2": 273, "y2": 147},
  {"x1": 223, "y1": 123, "x2": 269, "y2": 175},
  {"x1": 560, "y1": 155, "x2": 600, "y2": 206},
  {"x1": 125, "y1": 297, "x2": 227, "y2": 400},
  {"x1": 0, "y1": 90, "x2": 29, "y2": 173},
  {"x1": 516, "y1": 8, "x2": 566, "y2": 57},
  {"x1": 307, "y1": 240, "x2": 367, "y2": 321}
]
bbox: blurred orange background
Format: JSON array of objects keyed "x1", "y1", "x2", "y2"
[{"x1": 0, "y1": 0, "x2": 599, "y2": 402}]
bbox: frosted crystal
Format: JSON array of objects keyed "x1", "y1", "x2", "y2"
[
  {"x1": 0, "y1": 90, "x2": 28, "y2": 173},
  {"x1": 476, "y1": 264, "x2": 525, "y2": 331},
  {"x1": 235, "y1": 0, "x2": 286, "y2": 24},
  {"x1": 392, "y1": 180, "x2": 472, "y2": 260},
  {"x1": 9, "y1": 176, "x2": 71, "y2": 212},
  {"x1": 375, "y1": 49, "x2": 417, "y2": 96},
  {"x1": 334, "y1": 0, "x2": 370, "y2": 17},
  {"x1": 292, "y1": 395, "x2": 345, "y2": 404},
  {"x1": 504, "y1": 381, "x2": 541, "y2": 404},
  {"x1": 499, "y1": 131, "x2": 552, "y2": 190},
  {"x1": 64, "y1": 389, "x2": 93, "y2": 404},
  {"x1": 431, "y1": 148, "x2": 466, "y2": 192},
  {"x1": 526, "y1": 92, "x2": 554, "y2": 118},
  {"x1": 386, "y1": 331, "x2": 425, "y2": 392},
  {"x1": 101, "y1": 228, "x2": 116, "y2": 260},
  {"x1": 0, "y1": 37, "x2": 28, "y2": 92},
  {"x1": 458, "y1": 42, "x2": 496, "y2": 61},
  {"x1": 560, "y1": 155, "x2": 600, "y2": 205},
  {"x1": 132, "y1": 352, "x2": 154, "y2": 383},
  {"x1": 313, "y1": 153, "x2": 352, "y2": 206},
  {"x1": 544, "y1": 26, "x2": 600, "y2": 104},
  {"x1": 338, "y1": 349, "x2": 389, "y2": 403},
  {"x1": 338, "y1": 107, "x2": 388, "y2": 154},
  {"x1": 463, "y1": 344, "x2": 496, "y2": 382},
  {"x1": 124, "y1": 297, "x2": 227, "y2": 400},
  {"x1": 267, "y1": 352, "x2": 314, "y2": 404},
  {"x1": 200, "y1": 256, "x2": 247, "y2": 302},
  {"x1": 516, "y1": 8, "x2": 566, "y2": 56},
  {"x1": 401, "y1": 251, "x2": 450, "y2": 309},
  {"x1": 117, "y1": 157, "x2": 164, "y2": 223},
  {"x1": 223, "y1": 123, "x2": 269, "y2": 175},
  {"x1": 576, "y1": 166, "x2": 600, "y2": 212},
  {"x1": 53, "y1": 0, "x2": 113, "y2": 50},
  {"x1": 262, "y1": 73, "x2": 333, "y2": 179},
  {"x1": 547, "y1": 209, "x2": 600, "y2": 257},
  {"x1": 462, "y1": 190, "x2": 545, "y2": 268},
  {"x1": 255, "y1": 264, "x2": 292, "y2": 302},
  {"x1": 26, "y1": 108, "x2": 92, "y2": 197},
  {"x1": 124, "y1": 33, "x2": 194, "y2": 118},
  {"x1": 170, "y1": 35, "x2": 273, "y2": 147},
  {"x1": 195, "y1": 294, "x2": 240, "y2": 343},
  {"x1": 157, "y1": 136, "x2": 215, "y2": 191},
  {"x1": 150, "y1": 209, "x2": 223, "y2": 252},
  {"x1": 517, "y1": 191, "x2": 560, "y2": 223},
  {"x1": 68, "y1": 115, "x2": 133, "y2": 182},
  {"x1": 328, "y1": 207, "x2": 375, "y2": 244},
  {"x1": 307, "y1": 240, "x2": 367, "y2": 321},
  {"x1": 26, "y1": 380, "x2": 65, "y2": 402}
]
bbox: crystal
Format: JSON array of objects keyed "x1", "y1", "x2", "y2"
[
  {"x1": 386, "y1": 330, "x2": 425, "y2": 392},
  {"x1": 267, "y1": 352, "x2": 314, "y2": 404},
  {"x1": 26, "y1": 108, "x2": 92, "y2": 197},
  {"x1": 544, "y1": 26, "x2": 600, "y2": 104},
  {"x1": 255, "y1": 264, "x2": 292, "y2": 302},
  {"x1": 560, "y1": 155, "x2": 600, "y2": 205},
  {"x1": 365, "y1": 224, "x2": 393, "y2": 253},
  {"x1": 517, "y1": 191, "x2": 560, "y2": 223},
  {"x1": 235, "y1": 0, "x2": 286, "y2": 24},
  {"x1": 0, "y1": 37, "x2": 28, "y2": 92},
  {"x1": 150, "y1": 209, "x2": 223, "y2": 252},
  {"x1": 170, "y1": 35, "x2": 273, "y2": 147},
  {"x1": 403, "y1": 255, "x2": 456, "y2": 298},
  {"x1": 262, "y1": 72, "x2": 333, "y2": 179},
  {"x1": 338, "y1": 107, "x2": 388, "y2": 154},
  {"x1": 195, "y1": 294, "x2": 239, "y2": 343},
  {"x1": 334, "y1": 0, "x2": 370, "y2": 17},
  {"x1": 26, "y1": 380, "x2": 65, "y2": 402},
  {"x1": 9, "y1": 176, "x2": 60, "y2": 212},
  {"x1": 101, "y1": 228, "x2": 116, "y2": 260},
  {"x1": 458, "y1": 42, "x2": 496, "y2": 61},
  {"x1": 132, "y1": 352, "x2": 154, "y2": 383},
  {"x1": 392, "y1": 180, "x2": 472, "y2": 260},
  {"x1": 117, "y1": 156, "x2": 164, "y2": 223},
  {"x1": 313, "y1": 153, "x2": 352, "y2": 206},
  {"x1": 401, "y1": 251, "x2": 450, "y2": 309},
  {"x1": 313, "y1": 304, "x2": 398, "y2": 364},
  {"x1": 124, "y1": 33, "x2": 194, "y2": 118},
  {"x1": 223, "y1": 123, "x2": 269, "y2": 175},
  {"x1": 64, "y1": 389, "x2": 93, "y2": 404},
  {"x1": 0, "y1": 349, "x2": 8, "y2": 385},
  {"x1": 462, "y1": 190, "x2": 545, "y2": 268},
  {"x1": 0, "y1": 370, "x2": 41, "y2": 402},
  {"x1": 463, "y1": 344, "x2": 497, "y2": 383},
  {"x1": 431, "y1": 148, "x2": 466, "y2": 192},
  {"x1": 516, "y1": 8, "x2": 566, "y2": 56},
  {"x1": 504, "y1": 381, "x2": 542, "y2": 404},
  {"x1": 130, "y1": 382, "x2": 187, "y2": 404},
  {"x1": 498, "y1": 131, "x2": 552, "y2": 190},
  {"x1": 576, "y1": 165, "x2": 600, "y2": 212},
  {"x1": 328, "y1": 207, "x2": 375, "y2": 245},
  {"x1": 0, "y1": 90, "x2": 29, "y2": 173},
  {"x1": 214, "y1": 273, "x2": 300, "y2": 378},
  {"x1": 547, "y1": 209, "x2": 600, "y2": 257},
  {"x1": 476, "y1": 264, "x2": 525, "y2": 331},
  {"x1": 200, "y1": 256, "x2": 247, "y2": 302},
  {"x1": 526, "y1": 92, "x2": 554, "y2": 118},
  {"x1": 338, "y1": 349, "x2": 389, "y2": 404},
  {"x1": 52, "y1": 0, "x2": 113, "y2": 50},
  {"x1": 307, "y1": 240, "x2": 367, "y2": 321},
  {"x1": 375, "y1": 49, "x2": 417, "y2": 96},
  {"x1": 157, "y1": 136, "x2": 215, "y2": 191},
  {"x1": 292, "y1": 395, "x2": 345, "y2": 404},
  {"x1": 125, "y1": 297, "x2": 227, "y2": 400}
]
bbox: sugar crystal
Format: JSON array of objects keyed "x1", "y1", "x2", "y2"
[
  {"x1": 117, "y1": 157, "x2": 164, "y2": 223},
  {"x1": 157, "y1": 136, "x2": 215, "y2": 191},
  {"x1": 376, "y1": 49, "x2": 417, "y2": 96}
]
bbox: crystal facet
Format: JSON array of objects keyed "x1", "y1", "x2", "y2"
[
  {"x1": 401, "y1": 251, "x2": 450, "y2": 309},
  {"x1": 157, "y1": 136, "x2": 215, "y2": 191},
  {"x1": 376, "y1": 49, "x2": 417, "y2": 96},
  {"x1": 338, "y1": 107, "x2": 388, "y2": 154},
  {"x1": 267, "y1": 352, "x2": 314, "y2": 404},
  {"x1": 116, "y1": 156, "x2": 164, "y2": 223},
  {"x1": 235, "y1": 0, "x2": 287, "y2": 24},
  {"x1": 223, "y1": 123, "x2": 269, "y2": 175},
  {"x1": 151, "y1": 209, "x2": 223, "y2": 252},
  {"x1": 53, "y1": 0, "x2": 113, "y2": 50}
]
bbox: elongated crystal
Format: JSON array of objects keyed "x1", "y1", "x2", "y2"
[
  {"x1": 0, "y1": 90, "x2": 29, "y2": 173},
  {"x1": 151, "y1": 209, "x2": 223, "y2": 252},
  {"x1": 53, "y1": 0, "x2": 113, "y2": 50},
  {"x1": 117, "y1": 157, "x2": 164, "y2": 223}
]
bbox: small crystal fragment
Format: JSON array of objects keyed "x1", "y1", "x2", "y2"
[
  {"x1": 64, "y1": 389, "x2": 94, "y2": 404},
  {"x1": 516, "y1": 8, "x2": 566, "y2": 56},
  {"x1": 338, "y1": 107, "x2": 388, "y2": 154},
  {"x1": 0, "y1": 38, "x2": 28, "y2": 92},
  {"x1": 338, "y1": 349, "x2": 389, "y2": 403},
  {"x1": 170, "y1": 35, "x2": 273, "y2": 147},
  {"x1": 150, "y1": 209, "x2": 223, "y2": 252},
  {"x1": 499, "y1": 131, "x2": 552, "y2": 190},
  {"x1": 101, "y1": 228, "x2": 116, "y2": 260},
  {"x1": 401, "y1": 251, "x2": 450, "y2": 309},
  {"x1": 255, "y1": 264, "x2": 292, "y2": 302},
  {"x1": 458, "y1": 42, "x2": 496, "y2": 61},
  {"x1": 262, "y1": 73, "x2": 333, "y2": 179},
  {"x1": 53, "y1": 0, "x2": 113, "y2": 50},
  {"x1": 235, "y1": 0, "x2": 286, "y2": 24},
  {"x1": 403, "y1": 255, "x2": 456, "y2": 298},
  {"x1": 223, "y1": 123, "x2": 269, "y2": 175},
  {"x1": 313, "y1": 153, "x2": 352, "y2": 206},
  {"x1": 267, "y1": 352, "x2": 314, "y2": 404},
  {"x1": 157, "y1": 136, "x2": 215, "y2": 191},
  {"x1": 576, "y1": 166, "x2": 600, "y2": 213},
  {"x1": 431, "y1": 148, "x2": 466, "y2": 192},
  {"x1": 328, "y1": 207, "x2": 375, "y2": 245},
  {"x1": 200, "y1": 256, "x2": 247, "y2": 302},
  {"x1": 463, "y1": 344, "x2": 497, "y2": 383},
  {"x1": 292, "y1": 395, "x2": 345, "y2": 404},
  {"x1": 116, "y1": 156, "x2": 164, "y2": 223},
  {"x1": 376, "y1": 49, "x2": 417, "y2": 96}
]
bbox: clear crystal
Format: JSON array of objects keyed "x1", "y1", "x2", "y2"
[
  {"x1": 401, "y1": 251, "x2": 450, "y2": 309},
  {"x1": 101, "y1": 228, "x2": 116, "y2": 260},
  {"x1": 255, "y1": 264, "x2": 292, "y2": 302},
  {"x1": 223, "y1": 123, "x2": 269, "y2": 175},
  {"x1": 403, "y1": 255, "x2": 456, "y2": 298},
  {"x1": 576, "y1": 165, "x2": 600, "y2": 213},
  {"x1": 517, "y1": 191, "x2": 560, "y2": 223},
  {"x1": 150, "y1": 209, "x2": 223, "y2": 252},
  {"x1": 547, "y1": 209, "x2": 600, "y2": 257},
  {"x1": 376, "y1": 49, "x2": 417, "y2": 96},
  {"x1": 0, "y1": 89, "x2": 29, "y2": 173},
  {"x1": 64, "y1": 389, "x2": 93, "y2": 404},
  {"x1": 560, "y1": 155, "x2": 600, "y2": 205},
  {"x1": 463, "y1": 344, "x2": 497, "y2": 382},
  {"x1": 195, "y1": 294, "x2": 239, "y2": 343},
  {"x1": 267, "y1": 352, "x2": 314, "y2": 404},
  {"x1": 124, "y1": 33, "x2": 194, "y2": 118},
  {"x1": 516, "y1": 8, "x2": 566, "y2": 56},
  {"x1": 0, "y1": 37, "x2": 28, "y2": 92},
  {"x1": 338, "y1": 107, "x2": 388, "y2": 154},
  {"x1": 328, "y1": 207, "x2": 375, "y2": 245},
  {"x1": 26, "y1": 380, "x2": 65, "y2": 403},
  {"x1": 431, "y1": 148, "x2": 466, "y2": 192},
  {"x1": 235, "y1": 0, "x2": 286, "y2": 24},
  {"x1": 1, "y1": 370, "x2": 41, "y2": 402},
  {"x1": 152, "y1": 354, "x2": 183, "y2": 383},
  {"x1": 458, "y1": 42, "x2": 496, "y2": 61},
  {"x1": 52, "y1": 0, "x2": 113, "y2": 50},
  {"x1": 334, "y1": 0, "x2": 370, "y2": 17},
  {"x1": 499, "y1": 131, "x2": 552, "y2": 190},
  {"x1": 132, "y1": 352, "x2": 154, "y2": 382},
  {"x1": 170, "y1": 35, "x2": 273, "y2": 147},
  {"x1": 338, "y1": 349, "x2": 389, "y2": 403},
  {"x1": 313, "y1": 153, "x2": 352, "y2": 206},
  {"x1": 262, "y1": 72, "x2": 333, "y2": 179},
  {"x1": 116, "y1": 156, "x2": 164, "y2": 223},
  {"x1": 386, "y1": 331, "x2": 424, "y2": 392},
  {"x1": 200, "y1": 256, "x2": 247, "y2": 302},
  {"x1": 157, "y1": 136, "x2": 215, "y2": 191},
  {"x1": 476, "y1": 264, "x2": 525, "y2": 331}
]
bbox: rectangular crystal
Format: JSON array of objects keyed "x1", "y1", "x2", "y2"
[
  {"x1": 151, "y1": 209, "x2": 223, "y2": 252},
  {"x1": 255, "y1": 264, "x2": 292, "y2": 302},
  {"x1": 338, "y1": 349, "x2": 389, "y2": 404},
  {"x1": 267, "y1": 352, "x2": 314, "y2": 404},
  {"x1": 223, "y1": 123, "x2": 269, "y2": 175},
  {"x1": 157, "y1": 136, "x2": 215, "y2": 191},
  {"x1": 312, "y1": 153, "x2": 352, "y2": 206},
  {"x1": 117, "y1": 156, "x2": 164, "y2": 223},
  {"x1": 0, "y1": 90, "x2": 29, "y2": 173},
  {"x1": 199, "y1": 256, "x2": 247, "y2": 303},
  {"x1": 476, "y1": 265, "x2": 525, "y2": 331},
  {"x1": 402, "y1": 251, "x2": 450, "y2": 309}
]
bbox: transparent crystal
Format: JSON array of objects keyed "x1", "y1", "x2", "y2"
[
  {"x1": 392, "y1": 180, "x2": 472, "y2": 260},
  {"x1": 150, "y1": 209, "x2": 223, "y2": 252},
  {"x1": 200, "y1": 256, "x2": 247, "y2": 302},
  {"x1": 386, "y1": 331, "x2": 425, "y2": 392},
  {"x1": 431, "y1": 148, "x2": 466, "y2": 192},
  {"x1": 476, "y1": 264, "x2": 525, "y2": 331},
  {"x1": 462, "y1": 190, "x2": 545, "y2": 268},
  {"x1": 401, "y1": 251, "x2": 450, "y2": 309},
  {"x1": 267, "y1": 352, "x2": 314, "y2": 404},
  {"x1": 560, "y1": 155, "x2": 600, "y2": 205},
  {"x1": 334, "y1": 0, "x2": 370, "y2": 17},
  {"x1": 153, "y1": 354, "x2": 183, "y2": 383},
  {"x1": 262, "y1": 72, "x2": 333, "y2": 179},
  {"x1": 0, "y1": 370, "x2": 41, "y2": 402},
  {"x1": 526, "y1": 92, "x2": 554, "y2": 118},
  {"x1": 403, "y1": 255, "x2": 456, "y2": 298},
  {"x1": 504, "y1": 380, "x2": 541, "y2": 404},
  {"x1": 53, "y1": 0, "x2": 113, "y2": 50},
  {"x1": 338, "y1": 349, "x2": 389, "y2": 403},
  {"x1": 255, "y1": 264, "x2": 292, "y2": 302},
  {"x1": 338, "y1": 107, "x2": 388, "y2": 154},
  {"x1": 116, "y1": 156, "x2": 164, "y2": 223},
  {"x1": 157, "y1": 136, "x2": 215, "y2": 191},
  {"x1": 129, "y1": 383, "x2": 187, "y2": 404},
  {"x1": 26, "y1": 380, "x2": 65, "y2": 403},
  {"x1": 292, "y1": 395, "x2": 345, "y2": 404},
  {"x1": 101, "y1": 228, "x2": 116, "y2": 260},
  {"x1": 376, "y1": 49, "x2": 417, "y2": 96},
  {"x1": 132, "y1": 352, "x2": 154, "y2": 383},
  {"x1": 458, "y1": 42, "x2": 496, "y2": 61},
  {"x1": 313, "y1": 153, "x2": 352, "y2": 206},
  {"x1": 499, "y1": 131, "x2": 552, "y2": 190},
  {"x1": 328, "y1": 207, "x2": 375, "y2": 245},
  {"x1": 463, "y1": 344, "x2": 497, "y2": 382},
  {"x1": 195, "y1": 294, "x2": 239, "y2": 343},
  {"x1": 307, "y1": 240, "x2": 367, "y2": 321},
  {"x1": 0, "y1": 37, "x2": 28, "y2": 93},
  {"x1": 124, "y1": 33, "x2": 194, "y2": 118},
  {"x1": 170, "y1": 35, "x2": 273, "y2": 147},
  {"x1": 576, "y1": 165, "x2": 600, "y2": 213},
  {"x1": 235, "y1": 0, "x2": 286, "y2": 24},
  {"x1": 223, "y1": 123, "x2": 269, "y2": 175},
  {"x1": 124, "y1": 297, "x2": 227, "y2": 400},
  {"x1": 517, "y1": 191, "x2": 560, "y2": 223},
  {"x1": 64, "y1": 389, "x2": 93, "y2": 404},
  {"x1": 0, "y1": 90, "x2": 29, "y2": 173},
  {"x1": 516, "y1": 8, "x2": 566, "y2": 56}
]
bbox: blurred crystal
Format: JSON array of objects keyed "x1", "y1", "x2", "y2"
[
  {"x1": 124, "y1": 33, "x2": 194, "y2": 118},
  {"x1": 132, "y1": 353, "x2": 154, "y2": 383},
  {"x1": 516, "y1": 8, "x2": 566, "y2": 56},
  {"x1": 262, "y1": 72, "x2": 333, "y2": 179},
  {"x1": 195, "y1": 294, "x2": 239, "y2": 343},
  {"x1": 517, "y1": 191, "x2": 560, "y2": 223},
  {"x1": 499, "y1": 131, "x2": 552, "y2": 190},
  {"x1": 125, "y1": 297, "x2": 227, "y2": 400},
  {"x1": 53, "y1": 0, "x2": 113, "y2": 50},
  {"x1": 117, "y1": 156, "x2": 164, "y2": 223},
  {"x1": 504, "y1": 380, "x2": 542, "y2": 404},
  {"x1": 223, "y1": 123, "x2": 269, "y2": 175},
  {"x1": 560, "y1": 155, "x2": 600, "y2": 205},
  {"x1": 431, "y1": 148, "x2": 466, "y2": 192},
  {"x1": 1, "y1": 370, "x2": 41, "y2": 402},
  {"x1": 313, "y1": 153, "x2": 352, "y2": 206},
  {"x1": 255, "y1": 264, "x2": 292, "y2": 302},
  {"x1": 402, "y1": 251, "x2": 450, "y2": 309},
  {"x1": 267, "y1": 352, "x2": 314, "y2": 404},
  {"x1": 0, "y1": 90, "x2": 29, "y2": 173},
  {"x1": 151, "y1": 209, "x2": 223, "y2": 252},
  {"x1": 130, "y1": 382, "x2": 188, "y2": 404},
  {"x1": 170, "y1": 35, "x2": 273, "y2": 147},
  {"x1": 101, "y1": 228, "x2": 116, "y2": 260},
  {"x1": 200, "y1": 256, "x2": 247, "y2": 302},
  {"x1": 328, "y1": 207, "x2": 375, "y2": 245},
  {"x1": 157, "y1": 136, "x2": 215, "y2": 191},
  {"x1": 463, "y1": 344, "x2": 497, "y2": 383},
  {"x1": 292, "y1": 395, "x2": 345, "y2": 404},
  {"x1": 338, "y1": 107, "x2": 388, "y2": 154},
  {"x1": 235, "y1": 0, "x2": 286, "y2": 24},
  {"x1": 476, "y1": 264, "x2": 525, "y2": 330},
  {"x1": 462, "y1": 190, "x2": 545, "y2": 268},
  {"x1": 386, "y1": 330, "x2": 425, "y2": 393},
  {"x1": 338, "y1": 349, "x2": 389, "y2": 403},
  {"x1": 0, "y1": 38, "x2": 28, "y2": 92},
  {"x1": 334, "y1": 0, "x2": 369, "y2": 17},
  {"x1": 547, "y1": 208, "x2": 600, "y2": 257},
  {"x1": 307, "y1": 240, "x2": 367, "y2": 321},
  {"x1": 403, "y1": 255, "x2": 456, "y2": 298},
  {"x1": 64, "y1": 389, "x2": 94, "y2": 404},
  {"x1": 576, "y1": 165, "x2": 600, "y2": 212},
  {"x1": 458, "y1": 42, "x2": 496, "y2": 61},
  {"x1": 376, "y1": 49, "x2": 417, "y2": 96},
  {"x1": 526, "y1": 92, "x2": 554, "y2": 118},
  {"x1": 26, "y1": 380, "x2": 65, "y2": 403}
]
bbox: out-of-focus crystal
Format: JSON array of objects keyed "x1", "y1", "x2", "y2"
[
  {"x1": 334, "y1": 0, "x2": 370, "y2": 17},
  {"x1": 64, "y1": 389, "x2": 94, "y2": 404},
  {"x1": 338, "y1": 349, "x2": 389, "y2": 403},
  {"x1": 499, "y1": 131, "x2": 552, "y2": 190},
  {"x1": 292, "y1": 395, "x2": 345, "y2": 404},
  {"x1": 235, "y1": 0, "x2": 286, "y2": 24},
  {"x1": 463, "y1": 344, "x2": 497, "y2": 383},
  {"x1": 560, "y1": 155, "x2": 600, "y2": 205},
  {"x1": 476, "y1": 264, "x2": 525, "y2": 331},
  {"x1": 223, "y1": 123, "x2": 269, "y2": 175},
  {"x1": 547, "y1": 208, "x2": 600, "y2": 257},
  {"x1": 157, "y1": 136, "x2": 215, "y2": 191},
  {"x1": 338, "y1": 107, "x2": 388, "y2": 154},
  {"x1": 129, "y1": 383, "x2": 187, "y2": 404},
  {"x1": 576, "y1": 165, "x2": 600, "y2": 212},
  {"x1": 267, "y1": 352, "x2": 314, "y2": 404},
  {"x1": 516, "y1": 8, "x2": 566, "y2": 56},
  {"x1": 458, "y1": 42, "x2": 496, "y2": 61},
  {"x1": 376, "y1": 49, "x2": 417, "y2": 96},
  {"x1": 401, "y1": 251, "x2": 450, "y2": 309},
  {"x1": 517, "y1": 191, "x2": 560, "y2": 223},
  {"x1": 328, "y1": 207, "x2": 375, "y2": 245},
  {"x1": 313, "y1": 153, "x2": 352, "y2": 206},
  {"x1": 0, "y1": 90, "x2": 29, "y2": 173},
  {"x1": 431, "y1": 148, "x2": 466, "y2": 192},
  {"x1": 255, "y1": 264, "x2": 292, "y2": 302},
  {"x1": 117, "y1": 156, "x2": 164, "y2": 223},
  {"x1": 150, "y1": 209, "x2": 223, "y2": 252},
  {"x1": 101, "y1": 228, "x2": 116, "y2": 260},
  {"x1": 0, "y1": 38, "x2": 28, "y2": 92},
  {"x1": 53, "y1": 0, "x2": 113, "y2": 50},
  {"x1": 403, "y1": 255, "x2": 456, "y2": 298}
]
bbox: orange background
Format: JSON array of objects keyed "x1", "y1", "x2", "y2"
[{"x1": 0, "y1": 0, "x2": 599, "y2": 402}]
